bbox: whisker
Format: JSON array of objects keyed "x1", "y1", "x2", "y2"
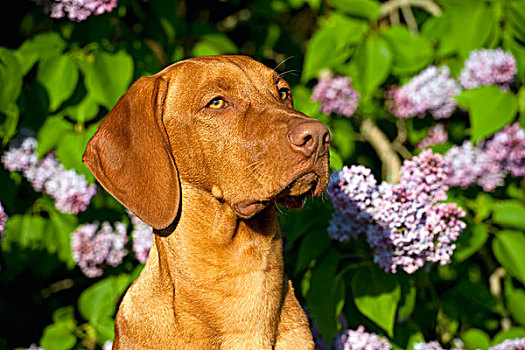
[{"x1": 273, "y1": 56, "x2": 296, "y2": 72}]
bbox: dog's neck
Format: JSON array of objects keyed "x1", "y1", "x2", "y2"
[{"x1": 145, "y1": 183, "x2": 285, "y2": 342}]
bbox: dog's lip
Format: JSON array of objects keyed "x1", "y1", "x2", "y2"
[{"x1": 232, "y1": 172, "x2": 320, "y2": 218}]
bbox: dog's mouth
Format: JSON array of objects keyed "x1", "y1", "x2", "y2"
[{"x1": 232, "y1": 172, "x2": 321, "y2": 218}]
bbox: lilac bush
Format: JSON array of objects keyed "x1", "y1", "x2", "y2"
[
  {"x1": 327, "y1": 150, "x2": 466, "y2": 274},
  {"x1": 385, "y1": 66, "x2": 460, "y2": 120},
  {"x1": 459, "y1": 48, "x2": 517, "y2": 89},
  {"x1": 33, "y1": 0, "x2": 118, "y2": 22},
  {"x1": 1, "y1": 135, "x2": 97, "y2": 214},
  {"x1": 71, "y1": 221, "x2": 128, "y2": 278},
  {"x1": 312, "y1": 76, "x2": 361, "y2": 117}
]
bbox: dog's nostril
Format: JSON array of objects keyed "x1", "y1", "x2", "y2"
[{"x1": 287, "y1": 120, "x2": 330, "y2": 157}]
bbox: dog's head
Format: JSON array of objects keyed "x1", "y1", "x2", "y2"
[{"x1": 83, "y1": 55, "x2": 330, "y2": 230}]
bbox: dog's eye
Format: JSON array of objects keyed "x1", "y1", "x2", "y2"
[
  {"x1": 207, "y1": 98, "x2": 226, "y2": 109},
  {"x1": 278, "y1": 88, "x2": 289, "y2": 101}
]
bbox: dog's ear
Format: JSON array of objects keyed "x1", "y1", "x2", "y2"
[{"x1": 83, "y1": 75, "x2": 180, "y2": 230}]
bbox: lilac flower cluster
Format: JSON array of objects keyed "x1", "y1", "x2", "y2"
[
  {"x1": 26, "y1": 344, "x2": 43, "y2": 350},
  {"x1": 32, "y1": 0, "x2": 118, "y2": 22},
  {"x1": 489, "y1": 337, "x2": 525, "y2": 350},
  {"x1": 128, "y1": 210, "x2": 153, "y2": 263},
  {"x1": 445, "y1": 123, "x2": 525, "y2": 191},
  {"x1": 413, "y1": 341, "x2": 465, "y2": 350},
  {"x1": 417, "y1": 124, "x2": 448, "y2": 150},
  {"x1": 71, "y1": 221, "x2": 128, "y2": 278},
  {"x1": 385, "y1": 66, "x2": 460, "y2": 120},
  {"x1": 327, "y1": 150, "x2": 466, "y2": 274},
  {"x1": 333, "y1": 326, "x2": 391, "y2": 350},
  {"x1": 312, "y1": 76, "x2": 361, "y2": 118},
  {"x1": 459, "y1": 48, "x2": 517, "y2": 89},
  {"x1": 1, "y1": 135, "x2": 96, "y2": 214},
  {"x1": 0, "y1": 202, "x2": 7, "y2": 245}
]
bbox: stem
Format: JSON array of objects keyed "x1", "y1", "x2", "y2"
[
  {"x1": 400, "y1": 4, "x2": 419, "y2": 34},
  {"x1": 380, "y1": 0, "x2": 442, "y2": 18},
  {"x1": 360, "y1": 118, "x2": 401, "y2": 183}
]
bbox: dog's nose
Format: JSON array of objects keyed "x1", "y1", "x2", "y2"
[{"x1": 287, "y1": 120, "x2": 330, "y2": 158}]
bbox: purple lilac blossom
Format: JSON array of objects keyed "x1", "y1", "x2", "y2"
[
  {"x1": 32, "y1": 0, "x2": 118, "y2": 22},
  {"x1": 128, "y1": 210, "x2": 153, "y2": 263},
  {"x1": 71, "y1": 221, "x2": 128, "y2": 278},
  {"x1": 489, "y1": 337, "x2": 525, "y2": 350},
  {"x1": 1, "y1": 135, "x2": 96, "y2": 214},
  {"x1": 417, "y1": 124, "x2": 448, "y2": 150},
  {"x1": 1, "y1": 135, "x2": 38, "y2": 172},
  {"x1": 333, "y1": 326, "x2": 392, "y2": 350},
  {"x1": 311, "y1": 76, "x2": 361, "y2": 117},
  {"x1": 484, "y1": 123, "x2": 525, "y2": 178},
  {"x1": 103, "y1": 341, "x2": 113, "y2": 350},
  {"x1": 444, "y1": 123, "x2": 525, "y2": 191},
  {"x1": 459, "y1": 49, "x2": 517, "y2": 89},
  {"x1": 26, "y1": 345, "x2": 43, "y2": 350},
  {"x1": 327, "y1": 150, "x2": 466, "y2": 274},
  {"x1": 386, "y1": 66, "x2": 460, "y2": 120},
  {"x1": 0, "y1": 202, "x2": 7, "y2": 245}
]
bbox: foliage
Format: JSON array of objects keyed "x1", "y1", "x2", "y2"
[{"x1": 1, "y1": 0, "x2": 525, "y2": 349}]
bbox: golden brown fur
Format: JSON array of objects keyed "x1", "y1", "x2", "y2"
[{"x1": 83, "y1": 55, "x2": 330, "y2": 349}]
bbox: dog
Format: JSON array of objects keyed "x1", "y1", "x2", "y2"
[{"x1": 83, "y1": 55, "x2": 330, "y2": 349}]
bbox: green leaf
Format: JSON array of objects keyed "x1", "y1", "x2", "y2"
[
  {"x1": 347, "y1": 36, "x2": 392, "y2": 102},
  {"x1": 45, "y1": 202, "x2": 78, "y2": 268},
  {"x1": 296, "y1": 229, "x2": 331, "y2": 273},
  {"x1": 37, "y1": 115, "x2": 75, "y2": 158},
  {"x1": 15, "y1": 32, "x2": 66, "y2": 75},
  {"x1": 493, "y1": 200, "x2": 525, "y2": 230},
  {"x1": 382, "y1": 26, "x2": 433, "y2": 77},
  {"x1": 0, "y1": 47, "x2": 23, "y2": 120},
  {"x1": 2, "y1": 214, "x2": 47, "y2": 250},
  {"x1": 62, "y1": 93, "x2": 100, "y2": 123},
  {"x1": 331, "y1": 118, "x2": 355, "y2": 160},
  {"x1": 55, "y1": 128, "x2": 97, "y2": 181},
  {"x1": 491, "y1": 327, "x2": 525, "y2": 346},
  {"x1": 492, "y1": 230, "x2": 525, "y2": 284},
  {"x1": 330, "y1": 0, "x2": 380, "y2": 21},
  {"x1": 454, "y1": 224, "x2": 489, "y2": 263},
  {"x1": 397, "y1": 277, "x2": 416, "y2": 321},
  {"x1": 455, "y1": 86, "x2": 518, "y2": 143},
  {"x1": 94, "y1": 317, "x2": 115, "y2": 342},
  {"x1": 78, "y1": 274, "x2": 133, "y2": 323},
  {"x1": 507, "y1": 0, "x2": 525, "y2": 43},
  {"x1": 40, "y1": 323, "x2": 76, "y2": 350},
  {"x1": 192, "y1": 33, "x2": 238, "y2": 56},
  {"x1": 351, "y1": 265, "x2": 401, "y2": 337},
  {"x1": 37, "y1": 55, "x2": 79, "y2": 112},
  {"x1": 82, "y1": 50, "x2": 134, "y2": 110},
  {"x1": 462, "y1": 328, "x2": 490, "y2": 350},
  {"x1": 302, "y1": 13, "x2": 368, "y2": 82},
  {"x1": 505, "y1": 278, "x2": 525, "y2": 327},
  {"x1": 448, "y1": 2, "x2": 495, "y2": 58},
  {"x1": 329, "y1": 150, "x2": 343, "y2": 170},
  {"x1": 306, "y1": 249, "x2": 344, "y2": 344}
]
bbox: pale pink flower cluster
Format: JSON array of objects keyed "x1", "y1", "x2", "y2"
[
  {"x1": 128, "y1": 211, "x2": 153, "y2": 263},
  {"x1": 459, "y1": 48, "x2": 517, "y2": 89},
  {"x1": 312, "y1": 76, "x2": 361, "y2": 117},
  {"x1": 33, "y1": 0, "x2": 118, "y2": 22},
  {"x1": 445, "y1": 123, "x2": 525, "y2": 191},
  {"x1": 417, "y1": 124, "x2": 448, "y2": 150},
  {"x1": 334, "y1": 326, "x2": 391, "y2": 350},
  {"x1": 489, "y1": 337, "x2": 525, "y2": 350},
  {"x1": 71, "y1": 221, "x2": 128, "y2": 278},
  {"x1": 1, "y1": 135, "x2": 97, "y2": 214},
  {"x1": 386, "y1": 66, "x2": 460, "y2": 120}
]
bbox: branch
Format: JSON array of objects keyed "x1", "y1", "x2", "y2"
[{"x1": 360, "y1": 119, "x2": 401, "y2": 183}]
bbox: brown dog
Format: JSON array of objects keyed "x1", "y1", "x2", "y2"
[{"x1": 83, "y1": 55, "x2": 330, "y2": 349}]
